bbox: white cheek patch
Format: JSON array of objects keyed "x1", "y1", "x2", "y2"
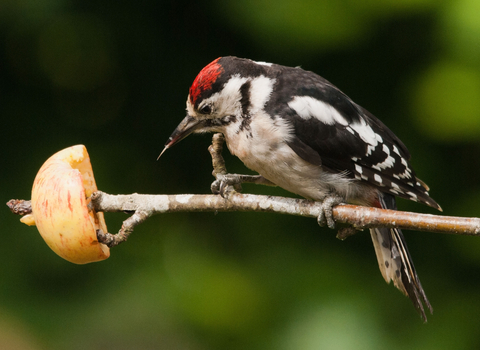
[
  {"x1": 249, "y1": 76, "x2": 276, "y2": 114},
  {"x1": 288, "y1": 96, "x2": 349, "y2": 126},
  {"x1": 193, "y1": 75, "x2": 275, "y2": 120},
  {"x1": 212, "y1": 75, "x2": 248, "y2": 116},
  {"x1": 221, "y1": 75, "x2": 249, "y2": 97},
  {"x1": 195, "y1": 74, "x2": 247, "y2": 119}
]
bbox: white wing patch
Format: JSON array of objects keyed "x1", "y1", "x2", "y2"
[
  {"x1": 346, "y1": 126, "x2": 355, "y2": 135},
  {"x1": 372, "y1": 144, "x2": 396, "y2": 170},
  {"x1": 406, "y1": 191, "x2": 418, "y2": 201},
  {"x1": 395, "y1": 167, "x2": 413, "y2": 180},
  {"x1": 349, "y1": 117, "x2": 381, "y2": 146},
  {"x1": 376, "y1": 155, "x2": 395, "y2": 169},
  {"x1": 392, "y1": 145, "x2": 401, "y2": 156},
  {"x1": 288, "y1": 96, "x2": 349, "y2": 126}
]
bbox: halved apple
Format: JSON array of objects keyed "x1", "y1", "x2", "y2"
[{"x1": 29, "y1": 145, "x2": 109, "y2": 264}]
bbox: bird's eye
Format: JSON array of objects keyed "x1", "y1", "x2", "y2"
[{"x1": 199, "y1": 104, "x2": 212, "y2": 114}]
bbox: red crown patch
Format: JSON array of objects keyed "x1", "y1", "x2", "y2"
[{"x1": 189, "y1": 57, "x2": 224, "y2": 105}]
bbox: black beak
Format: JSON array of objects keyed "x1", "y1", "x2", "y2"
[{"x1": 157, "y1": 115, "x2": 204, "y2": 160}]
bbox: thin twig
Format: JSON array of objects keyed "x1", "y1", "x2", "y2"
[
  {"x1": 7, "y1": 199, "x2": 32, "y2": 216},
  {"x1": 96, "y1": 206, "x2": 152, "y2": 247}
]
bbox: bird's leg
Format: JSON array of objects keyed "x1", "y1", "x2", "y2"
[
  {"x1": 317, "y1": 194, "x2": 346, "y2": 229},
  {"x1": 211, "y1": 174, "x2": 275, "y2": 197},
  {"x1": 208, "y1": 133, "x2": 275, "y2": 197},
  {"x1": 316, "y1": 194, "x2": 362, "y2": 239}
]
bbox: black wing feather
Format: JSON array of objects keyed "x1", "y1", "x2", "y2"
[{"x1": 265, "y1": 66, "x2": 440, "y2": 210}]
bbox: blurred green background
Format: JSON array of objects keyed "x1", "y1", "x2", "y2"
[{"x1": 2, "y1": 0, "x2": 480, "y2": 349}]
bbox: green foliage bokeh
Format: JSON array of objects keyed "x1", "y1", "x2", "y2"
[{"x1": 2, "y1": 0, "x2": 480, "y2": 349}]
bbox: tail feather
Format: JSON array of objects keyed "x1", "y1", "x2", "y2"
[{"x1": 370, "y1": 193, "x2": 432, "y2": 321}]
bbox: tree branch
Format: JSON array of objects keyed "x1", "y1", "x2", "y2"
[
  {"x1": 9, "y1": 191, "x2": 480, "y2": 247},
  {"x1": 90, "y1": 191, "x2": 480, "y2": 235},
  {"x1": 6, "y1": 133, "x2": 480, "y2": 248}
]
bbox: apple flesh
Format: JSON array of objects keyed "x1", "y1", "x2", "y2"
[{"x1": 30, "y1": 145, "x2": 110, "y2": 264}]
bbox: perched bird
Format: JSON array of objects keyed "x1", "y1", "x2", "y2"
[{"x1": 161, "y1": 56, "x2": 441, "y2": 321}]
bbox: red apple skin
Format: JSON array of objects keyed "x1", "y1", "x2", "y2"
[{"x1": 31, "y1": 145, "x2": 109, "y2": 264}]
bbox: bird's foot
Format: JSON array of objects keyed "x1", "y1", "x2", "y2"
[
  {"x1": 211, "y1": 174, "x2": 243, "y2": 198},
  {"x1": 211, "y1": 174, "x2": 275, "y2": 198},
  {"x1": 317, "y1": 194, "x2": 345, "y2": 229}
]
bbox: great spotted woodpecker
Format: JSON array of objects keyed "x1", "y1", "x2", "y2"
[{"x1": 161, "y1": 56, "x2": 441, "y2": 321}]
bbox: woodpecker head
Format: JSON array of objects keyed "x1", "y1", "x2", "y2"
[{"x1": 159, "y1": 57, "x2": 273, "y2": 158}]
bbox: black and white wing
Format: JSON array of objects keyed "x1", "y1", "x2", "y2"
[{"x1": 266, "y1": 66, "x2": 440, "y2": 210}]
